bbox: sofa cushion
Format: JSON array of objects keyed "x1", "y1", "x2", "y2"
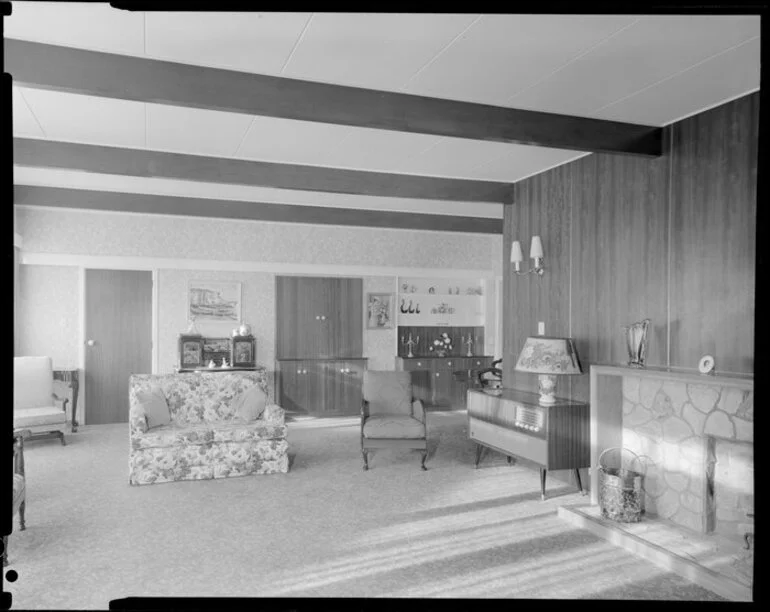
[
  {"x1": 14, "y1": 406, "x2": 66, "y2": 428},
  {"x1": 132, "y1": 423, "x2": 214, "y2": 449},
  {"x1": 136, "y1": 387, "x2": 171, "y2": 429},
  {"x1": 232, "y1": 384, "x2": 267, "y2": 422},
  {"x1": 363, "y1": 415, "x2": 426, "y2": 439},
  {"x1": 212, "y1": 422, "x2": 287, "y2": 443},
  {"x1": 363, "y1": 371, "x2": 413, "y2": 416}
]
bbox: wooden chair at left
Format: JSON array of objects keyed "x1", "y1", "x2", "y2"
[
  {"x1": 4, "y1": 429, "x2": 29, "y2": 567},
  {"x1": 13, "y1": 356, "x2": 69, "y2": 445}
]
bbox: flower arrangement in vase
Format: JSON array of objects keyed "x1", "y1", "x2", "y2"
[{"x1": 429, "y1": 333, "x2": 453, "y2": 357}]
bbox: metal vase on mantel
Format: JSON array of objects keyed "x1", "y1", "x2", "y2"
[{"x1": 622, "y1": 319, "x2": 650, "y2": 368}]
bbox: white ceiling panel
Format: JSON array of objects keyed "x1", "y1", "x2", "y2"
[
  {"x1": 12, "y1": 87, "x2": 44, "y2": 137},
  {"x1": 236, "y1": 116, "x2": 352, "y2": 165},
  {"x1": 144, "y1": 12, "x2": 311, "y2": 74},
  {"x1": 283, "y1": 13, "x2": 479, "y2": 90},
  {"x1": 402, "y1": 14, "x2": 637, "y2": 106},
  {"x1": 594, "y1": 37, "x2": 761, "y2": 126},
  {"x1": 470, "y1": 146, "x2": 587, "y2": 183},
  {"x1": 321, "y1": 126, "x2": 441, "y2": 173},
  {"x1": 146, "y1": 103, "x2": 253, "y2": 157},
  {"x1": 389, "y1": 137, "x2": 517, "y2": 179},
  {"x1": 6, "y1": 1, "x2": 144, "y2": 55},
  {"x1": 508, "y1": 15, "x2": 761, "y2": 121},
  {"x1": 13, "y1": 166, "x2": 504, "y2": 218},
  {"x1": 20, "y1": 88, "x2": 145, "y2": 147}
]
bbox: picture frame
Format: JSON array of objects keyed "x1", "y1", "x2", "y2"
[
  {"x1": 188, "y1": 280, "x2": 242, "y2": 323},
  {"x1": 231, "y1": 335, "x2": 256, "y2": 368},
  {"x1": 178, "y1": 335, "x2": 204, "y2": 369},
  {"x1": 367, "y1": 293, "x2": 395, "y2": 330}
]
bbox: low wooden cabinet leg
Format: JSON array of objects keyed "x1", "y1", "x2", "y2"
[
  {"x1": 540, "y1": 467, "x2": 547, "y2": 501},
  {"x1": 421, "y1": 450, "x2": 428, "y2": 471},
  {"x1": 575, "y1": 468, "x2": 585, "y2": 495},
  {"x1": 507, "y1": 455, "x2": 514, "y2": 465},
  {"x1": 362, "y1": 451, "x2": 369, "y2": 471},
  {"x1": 474, "y1": 444, "x2": 483, "y2": 469}
]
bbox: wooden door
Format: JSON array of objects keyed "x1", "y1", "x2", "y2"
[
  {"x1": 85, "y1": 269, "x2": 152, "y2": 424},
  {"x1": 276, "y1": 277, "x2": 302, "y2": 359},
  {"x1": 329, "y1": 278, "x2": 363, "y2": 358}
]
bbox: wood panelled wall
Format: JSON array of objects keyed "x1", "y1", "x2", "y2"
[{"x1": 504, "y1": 93, "x2": 757, "y2": 401}]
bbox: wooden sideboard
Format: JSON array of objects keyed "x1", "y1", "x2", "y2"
[
  {"x1": 276, "y1": 358, "x2": 367, "y2": 416},
  {"x1": 396, "y1": 356, "x2": 495, "y2": 408},
  {"x1": 467, "y1": 388, "x2": 589, "y2": 500}
]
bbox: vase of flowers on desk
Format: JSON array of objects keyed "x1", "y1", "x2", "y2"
[{"x1": 429, "y1": 333, "x2": 453, "y2": 357}]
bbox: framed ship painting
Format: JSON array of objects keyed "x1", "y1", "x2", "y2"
[{"x1": 188, "y1": 280, "x2": 241, "y2": 323}]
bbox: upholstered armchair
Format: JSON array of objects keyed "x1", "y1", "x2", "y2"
[
  {"x1": 4, "y1": 429, "x2": 28, "y2": 567},
  {"x1": 361, "y1": 370, "x2": 427, "y2": 471},
  {"x1": 14, "y1": 357, "x2": 69, "y2": 445}
]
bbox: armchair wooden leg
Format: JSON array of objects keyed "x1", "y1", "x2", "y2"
[
  {"x1": 575, "y1": 468, "x2": 585, "y2": 495},
  {"x1": 60, "y1": 431, "x2": 66, "y2": 446},
  {"x1": 19, "y1": 501, "x2": 26, "y2": 531},
  {"x1": 507, "y1": 455, "x2": 515, "y2": 465},
  {"x1": 420, "y1": 450, "x2": 428, "y2": 471},
  {"x1": 362, "y1": 451, "x2": 369, "y2": 471},
  {"x1": 540, "y1": 467, "x2": 547, "y2": 501},
  {"x1": 474, "y1": 444, "x2": 483, "y2": 469}
]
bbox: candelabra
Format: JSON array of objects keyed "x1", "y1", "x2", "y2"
[
  {"x1": 462, "y1": 335, "x2": 474, "y2": 357},
  {"x1": 401, "y1": 333, "x2": 420, "y2": 358}
]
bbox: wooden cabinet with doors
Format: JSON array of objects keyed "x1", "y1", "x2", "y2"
[
  {"x1": 276, "y1": 275, "x2": 365, "y2": 416},
  {"x1": 276, "y1": 358, "x2": 367, "y2": 416},
  {"x1": 276, "y1": 276, "x2": 363, "y2": 359}
]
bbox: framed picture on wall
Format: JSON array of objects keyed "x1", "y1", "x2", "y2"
[
  {"x1": 231, "y1": 335, "x2": 256, "y2": 368},
  {"x1": 178, "y1": 335, "x2": 204, "y2": 368},
  {"x1": 188, "y1": 280, "x2": 241, "y2": 323},
  {"x1": 367, "y1": 293, "x2": 394, "y2": 330}
]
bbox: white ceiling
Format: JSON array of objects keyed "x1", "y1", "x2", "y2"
[{"x1": 7, "y1": 4, "x2": 761, "y2": 220}]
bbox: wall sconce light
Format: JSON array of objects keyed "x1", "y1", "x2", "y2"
[{"x1": 510, "y1": 235, "x2": 544, "y2": 276}]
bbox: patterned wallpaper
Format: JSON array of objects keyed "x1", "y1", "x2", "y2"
[
  {"x1": 18, "y1": 264, "x2": 79, "y2": 368},
  {"x1": 16, "y1": 208, "x2": 502, "y2": 272}
]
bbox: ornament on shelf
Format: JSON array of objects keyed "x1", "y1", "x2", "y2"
[
  {"x1": 401, "y1": 334, "x2": 420, "y2": 358},
  {"x1": 238, "y1": 323, "x2": 252, "y2": 336},
  {"x1": 463, "y1": 335, "x2": 474, "y2": 357},
  {"x1": 221, "y1": 357, "x2": 229, "y2": 368},
  {"x1": 207, "y1": 360, "x2": 216, "y2": 369},
  {"x1": 622, "y1": 319, "x2": 650, "y2": 368},
  {"x1": 698, "y1": 354, "x2": 716, "y2": 375}
]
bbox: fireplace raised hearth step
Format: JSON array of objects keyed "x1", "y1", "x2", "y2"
[{"x1": 558, "y1": 504, "x2": 752, "y2": 602}]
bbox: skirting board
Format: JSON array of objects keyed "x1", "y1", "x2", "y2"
[{"x1": 557, "y1": 505, "x2": 752, "y2": 602}]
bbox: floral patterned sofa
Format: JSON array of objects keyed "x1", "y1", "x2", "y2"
[{"x1": 128, "y1": 371, "x2": 289, "y2": 485}]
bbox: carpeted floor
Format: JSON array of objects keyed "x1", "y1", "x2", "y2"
[{"x1": 6, "y1": 410, "x2": 724, "y2": 608}]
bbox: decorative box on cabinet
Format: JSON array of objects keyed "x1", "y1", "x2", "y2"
[
  {"x1": 276, "y1": 358, "x2": 367, "y2": 416},
  {"x1": 467, "y1": 388, "x2": 589, "y2": 500},
  {"x1": 396, "y1": 356, "x2": 494, "y2": 408}
]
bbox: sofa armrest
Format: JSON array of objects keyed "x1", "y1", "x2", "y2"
[
  {"x1": 412, "y1": 399, "x2": 425, "y2": 424},
  {"x1": 261, "y1": 404, "x2": 285, "y2": 426},
  {"x1": 128, "y1": 400, "x2": 149, "y2": 435},
  {"x1": 52, "y1": 393, "x2": 69, "y2": 414}
]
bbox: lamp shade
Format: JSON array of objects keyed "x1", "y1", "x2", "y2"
[
  {"x1": 529, "y1": 235, "x2": 544, "y2": 259},
  {"x1": 515, "y1": 336, "x2": 582, "y2": 375},
  {"x1": 510, "y1": 241, "x2": 524, "y2": 263}
]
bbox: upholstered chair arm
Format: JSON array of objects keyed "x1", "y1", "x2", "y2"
[
  {"x1": 412, "y1": 398, "x2": 425, "y2": 424},
  {"x1": 52, "y1": 393, "x2": 69, "y2": 413}
]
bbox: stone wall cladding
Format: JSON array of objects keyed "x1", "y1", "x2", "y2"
[{"x1": 620, "y1": 376, "x2": 753, "y2": 533}]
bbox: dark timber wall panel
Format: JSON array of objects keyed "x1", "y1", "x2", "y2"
[{"x1": 502, "y1": 93, "x2": 757, "y2": 402}]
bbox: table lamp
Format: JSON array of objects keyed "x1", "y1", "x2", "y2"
[{"x1": 514, "y1": 336, "x2": 583, "y2": 404}]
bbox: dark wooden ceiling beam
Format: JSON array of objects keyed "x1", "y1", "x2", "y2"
[
  {"x1": 13, "y1": 185, "x2": 503, "y2": 234},
  {"x1": 13, "y1": 138, "x2": 513, "y2": 202},
  {"x1": 6, "y1": 38, "x2": 662, "y2": 157}
]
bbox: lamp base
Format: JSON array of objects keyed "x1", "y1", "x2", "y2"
[{"x1": 537, "y1": 374, "x2": 557, "y2": 405}]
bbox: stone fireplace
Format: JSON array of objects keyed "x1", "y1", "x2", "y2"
[{"x1": 620, "y1": 375, "x2": 753, "y2": 538}]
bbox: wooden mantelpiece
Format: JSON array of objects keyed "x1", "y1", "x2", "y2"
[{"x1": 589, "y1": 364, "x2": 754, "y2": 505}]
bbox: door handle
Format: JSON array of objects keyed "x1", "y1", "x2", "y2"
[
  {"x1": 86, "y1": 339, "x2": 95, "y2": 347},
  {"x1": 320, "y1": 315, "x2": 326, "y2": 321}
]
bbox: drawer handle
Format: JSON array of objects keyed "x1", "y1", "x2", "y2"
[
  {"x1": 297, "y1": 369, "x2": 302, "y2": 374},
  {"x1": 435, "y1": 372, "x2": 440, "y2": 377},
  {"x1": 447, "y1": 361, "x2": 452, "y2": 366},
  {"x1": 417, "y1": 362, "x2": 422, "y2": 366}
]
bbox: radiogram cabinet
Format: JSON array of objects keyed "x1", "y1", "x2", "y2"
[{"x1": 467, "y1": 388, "x2": 589, "y2": 500}]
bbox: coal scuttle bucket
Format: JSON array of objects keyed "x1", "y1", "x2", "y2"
[{"x1": 598, "y1": 447, "x2": 645, "y2": 523}]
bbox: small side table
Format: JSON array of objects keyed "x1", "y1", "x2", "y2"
[{"x1": 53, "y1": 368, "x2": 79, "y2": 432}]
